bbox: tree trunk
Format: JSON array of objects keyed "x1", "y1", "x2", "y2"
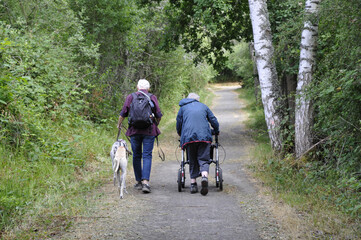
[
  {"x1": 295, "y1": 0, "x2": 321, "y2": 158},
  {"x1": 248, "y1": 0, "x2": 283, "y2": 151},
  {"x1": 286, "y1": 74, "x2": 297, "y2": 124}
]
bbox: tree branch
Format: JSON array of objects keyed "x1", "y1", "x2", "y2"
[{"x1": 296, "y1": 136, "x2": 330, "y2": 160}]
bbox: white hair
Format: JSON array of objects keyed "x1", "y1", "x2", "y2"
[
  {"x1": 137, "y1": 79, "x2": 150, "y2": 90},
  {"x1": 187, "y1": 93, "x2": 200, "y2": 101}
]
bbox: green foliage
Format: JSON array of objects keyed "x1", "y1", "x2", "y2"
[
  {"x1": 225, "y1": 41, "x2": 253, "y2": 86},
  {"x1": 0, "y1": 122, "x2": 112, "y2": 234},
  {"x1": 68, "y1": 0, "x2": 215, "y2": 122},
  {"x1": 0, "y1": 18, "x2": 96, "y2": 144},
  {"x1": 0, "y1": 2, "x2": 101, "y2": 231},
  {"x1": 311, "y1": 0, "x2": 361, "y2": 173},
  {"x1": 68, "y1": 0, "x2": 142, "y2": 121},
  {"x1": 257, "y1": 153, "x2": 361, "y2": 222},
  {"x1": 268, "y1": 0, "x2": 303, "y2": 77},
  {"x1": 148, "y1": 47, "x2": 216, "y2": 114},
  {"x1": 141, "y1": 0, "x2": 252, "y2": 71},
  {"x1": 241, "y1": 88, "x2": 360, "y2": 238}
]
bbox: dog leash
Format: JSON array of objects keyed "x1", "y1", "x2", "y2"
[
  {"x1": 156, "y1": 136, "x2": 165, "y2": 161},
  {"x1": 116, "y1": 128, "x2": 121, "y2": 142},
  {"x1": 119, "y1": 126, "x2": 132, "y2": 143},
  {"x1": 153, "y1": 118, "x2": 165, "y2": 161},
  {"x1": 120, "y1": 125, "x2": 165, "y2": 161}
]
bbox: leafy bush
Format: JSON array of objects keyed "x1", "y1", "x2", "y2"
[
  {"x1": 224, "y1": 41, "x2": 253, "y2": 86},
  {"x1": 312, "y1": 0, "x2": 361, "y2": 175},
  {"x1": 150, "y1": 48, "x2": 216, "y2": 113},
  {"x1": 0, "y1": 1, "x2": 98, "y2": 146}
]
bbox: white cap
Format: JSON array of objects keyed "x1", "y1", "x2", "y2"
[{"x1": 137, "y1": 79, "x2": 150, "y2": 90}]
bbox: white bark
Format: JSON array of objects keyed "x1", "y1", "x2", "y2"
[
  {"x1": 248, "y1": 0, "x2": 283, "y2": 151},
  {"x1": 295, "y1": 0, "x2": 321, "y2": 158}
]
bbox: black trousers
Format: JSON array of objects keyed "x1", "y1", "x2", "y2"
[{"x1": 186, "y1": 142, "x2": 211, "y2": 179}]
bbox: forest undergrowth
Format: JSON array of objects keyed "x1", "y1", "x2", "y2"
[{"x1": 237, "y1": 88, "x2": 361, "y2": 239}]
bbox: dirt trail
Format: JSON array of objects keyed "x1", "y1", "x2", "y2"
[{"x1": 55, "y1": 84, "x2": 286, "y2": 240}]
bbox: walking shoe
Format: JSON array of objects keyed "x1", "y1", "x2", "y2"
[
  {"x1": 200, "y1": 177, "x2": 208, "y2": 196},
  {"x1": 142, "y1": 183, "x2": 151, "y2": 193},
  {"x1": 134, "y1": 182, "x2": 142, "y2": 190},
  {"x1": 190, "y1": 183, "x2": 198, "y2": 194}
]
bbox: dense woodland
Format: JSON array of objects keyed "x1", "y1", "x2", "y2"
[{"x1": 0, "y1": 0, "x2": 360, "y2": 237}]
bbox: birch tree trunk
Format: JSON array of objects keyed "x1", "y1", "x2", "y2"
[
  {"x1": 248, "y1": 0, "x2": 283, "y2": 151},
  {"x1": 295, "y1": 0, "x2": 321, "y2": 158}
]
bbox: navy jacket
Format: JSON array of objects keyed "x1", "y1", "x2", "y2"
[{"x1": 176, "y1": 98, "x2": 219, "y2": 149}]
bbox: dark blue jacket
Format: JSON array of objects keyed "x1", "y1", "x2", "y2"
[{"x1": 176, "y1": 98, "x2": 219, "y2": 149}]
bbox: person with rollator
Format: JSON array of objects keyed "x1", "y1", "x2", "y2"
[{"x1": 176, "y1": 93, "x2": 220, "y2": 196}]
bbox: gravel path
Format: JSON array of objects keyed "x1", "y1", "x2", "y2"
[{"x1": 55, "y1": 84, "x2": 287, "y2": 240}]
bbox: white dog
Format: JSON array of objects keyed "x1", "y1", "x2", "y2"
[{"x1": 110, "y1": 139, "x2": 130, "y2": 199}]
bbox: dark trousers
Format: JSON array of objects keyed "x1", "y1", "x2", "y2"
[{"x1": 186, "y1": 142, "x2": 211, "y2": 179}]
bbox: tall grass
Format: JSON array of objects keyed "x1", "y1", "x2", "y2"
[{"x1": 0, "y1": 121, "x2": 113, "y2": 239}]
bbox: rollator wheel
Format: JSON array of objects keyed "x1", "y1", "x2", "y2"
[
  {"x1": 181, "y1": 168, "x2": 186, "y2": 188},
  {"x1": 177, "y1": 169, "x2": 182, "y2": 192},
  {"x1": 216, "y1": 168, "x2": 223, "y2": 191},
  {"x1": 216, "y1": 167, "x2": 219, "y2": 188},
  {"x1": 178, "y1": 168, "x2": 186, "y2": 192},
  {"x1": 218, "y1": 168, "x2": 223, "y2": 191},
  {"x1": 181, "y1": 169, "x2": 186, "y2": 188}
]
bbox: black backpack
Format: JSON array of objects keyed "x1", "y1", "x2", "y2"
[{"x1": 128, "y1": 91, "x2": 155, "y2": 129}]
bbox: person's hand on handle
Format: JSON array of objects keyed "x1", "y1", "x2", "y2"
[{"x1": 211, "y1": 129, "x2": 220, "y2": 136}]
